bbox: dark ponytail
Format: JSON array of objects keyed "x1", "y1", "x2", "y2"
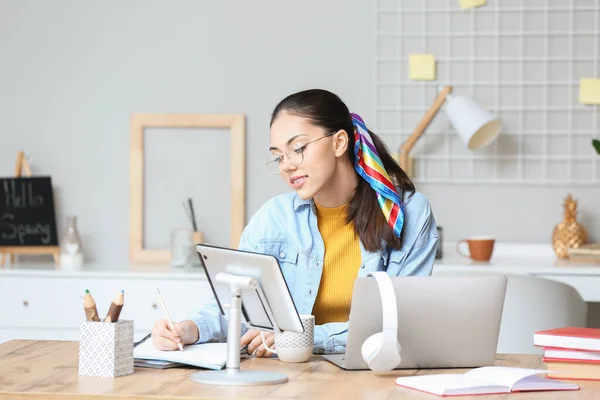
[{"x1": 271, "y1": 89, "x2": 415, "y2": 251}]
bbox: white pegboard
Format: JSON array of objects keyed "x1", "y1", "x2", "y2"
[{"x1": 374, "y1": 0, "x2": 600, "y2": 184}]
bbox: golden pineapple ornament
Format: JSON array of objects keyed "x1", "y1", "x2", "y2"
[{"x1": 552, "y1": 194, "x2": 588, "y2": 259}]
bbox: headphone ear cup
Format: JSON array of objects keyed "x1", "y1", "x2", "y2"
[
  {"x1": 362, "y1": 332, "x2": 402, "y2": 372},
  {"x1": 361, "y1": 332, "x2": 383, "y2": 365}
]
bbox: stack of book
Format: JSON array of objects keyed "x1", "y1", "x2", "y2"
[
  {"x1": 534, "y1": 327, "x2": 600, "y2": 380},
  {"x1": 567, "y1": 243, "x2": 600, "y2": 263}
]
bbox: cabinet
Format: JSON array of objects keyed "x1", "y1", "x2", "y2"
[
  {"x1": 434, "y1": 243, "x2": 600, "y2": 302},
  {"x1": 0, "y1": 268, "x2": 212, "y2": 344}
]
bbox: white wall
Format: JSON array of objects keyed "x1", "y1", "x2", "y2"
[
  {"x1": 0, "y1": 0, "x2": 372, "y2": 262},
  {"x1": 1, "y1": 0, "x2": 598, "y2": 265}
]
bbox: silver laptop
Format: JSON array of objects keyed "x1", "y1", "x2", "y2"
[{"x1": 321, "y1": 275, "x2": 507, "y2": 370}]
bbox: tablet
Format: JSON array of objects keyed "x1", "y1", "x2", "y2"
[{"x1": 195, "y1": 244, "x2": 304, "y2": 334}]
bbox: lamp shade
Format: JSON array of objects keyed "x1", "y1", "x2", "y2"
[{"x1": 444, "y1": 95, "x2": 501, "y2": 150}]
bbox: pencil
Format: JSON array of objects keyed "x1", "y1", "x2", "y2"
[
  {"x1": 156, "y1": 288, "x2": 184, "y2": 351},
  {"x1": 104, "y1": 290, "x2": 125, "y2": 323},
  {"x1": 187, "y1": 198, "x2": 198, "y2": 232},
  {"x1": 83, "y1": 289, "x2": 101, "y2": 322}
]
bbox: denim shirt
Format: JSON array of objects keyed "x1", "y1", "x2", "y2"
[{"x1": 189, "y1": 190, "x2": 438, "y2": 354}]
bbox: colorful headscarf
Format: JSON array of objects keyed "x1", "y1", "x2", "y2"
[{"x1": 351, "y1": 113, "x2": 405, "y2": 238}]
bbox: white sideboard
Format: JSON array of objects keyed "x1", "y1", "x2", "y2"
[
  {"x1": 434, "y1": 242, "x2": 600, "y2": 302},
  {"x1": 0, "y1": 265, "x2": 211, "y2": 344},
  {"x1": 1, "y1": 242, "x2": 599, "y2": 344}
]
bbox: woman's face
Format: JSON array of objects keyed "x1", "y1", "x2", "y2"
[{"x1": 269, "y1": 112, "x2": 339, "y2": 200}]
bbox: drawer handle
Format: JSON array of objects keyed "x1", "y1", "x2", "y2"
[
  {"x1": 22, "y1": 300, "x2": 29, "y2": 307},
  {"x1": 152, "y1": 303, "x2": 157, "y2": 310}
]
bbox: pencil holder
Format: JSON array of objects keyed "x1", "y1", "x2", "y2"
[
  {"x1": 170, "y1": 228, "x2": 204, "y2": 270},
  {"x1": 78, "y1": 320, "x2": 134, "y2": 378}
]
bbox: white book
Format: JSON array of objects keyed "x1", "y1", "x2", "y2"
[
  {"x1": 545, "y1": 348, "x2": 600, "y2": 361},
  {"x1": 395, "y1": 366, "x2": 579, "y2": 397},
  {"x1": 134, "y1": 340, "x2": 227, "y2": 370}
]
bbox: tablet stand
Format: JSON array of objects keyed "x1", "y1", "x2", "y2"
[{"x1": 190, "y1": 272, "x2": 288, "y2": 386}]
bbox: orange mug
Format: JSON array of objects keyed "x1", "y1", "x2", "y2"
[{"x1": 456, "y1": 236, "x2": 495, "y2": 262}]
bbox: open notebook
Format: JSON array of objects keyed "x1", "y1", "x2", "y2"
[
  {"x1": 395, "y1": 366, "x2": 579, "y2": 397},
  {"x1": 134, "y1": 339, "x2": 228, "y2": 370}
]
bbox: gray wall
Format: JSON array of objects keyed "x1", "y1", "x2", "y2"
[
  {"x1": 419, "y1": 183, "x2": 599, "y2": 245},
  {"x1": 0, "y1": 1, "x2": 598, "y2": 265}
]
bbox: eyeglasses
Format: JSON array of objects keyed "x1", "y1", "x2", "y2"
[{"x1": 266, "y1": 132, "x2": 335, "y2": 175}]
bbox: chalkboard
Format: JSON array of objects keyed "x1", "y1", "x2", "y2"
[{"x1": 0, "y1": 177, "x2": 59, "y2": 246}]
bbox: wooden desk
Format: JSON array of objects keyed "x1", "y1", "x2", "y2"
[{"x1": 1, "y1": 340, "x2": 599, "y2": 400}]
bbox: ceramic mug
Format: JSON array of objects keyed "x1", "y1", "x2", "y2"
[
  {"x1": 261, "y1": 314, "x2": 314, "y2": 363},
  {"x1": 457, "y1": 236, "x2": 495, "y2": 262}
]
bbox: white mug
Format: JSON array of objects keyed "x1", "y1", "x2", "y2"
[{"x1": 261, "y1": 314, "x2": 314, "y2": 363}]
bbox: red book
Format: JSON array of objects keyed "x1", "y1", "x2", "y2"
[
  {"x1": 396, "y1": 366, "x2": 579, "y2": 398},
  {"x1": 534, "y1": 327, "x2": 600, "y2": 352},
  {"x1": 394, "y1": 366, "x2": 579, "y2": 396}
]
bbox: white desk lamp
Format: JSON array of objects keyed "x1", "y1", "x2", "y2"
[{"x1": 399, "y1": 86, "x2": 502, "y2": 177}]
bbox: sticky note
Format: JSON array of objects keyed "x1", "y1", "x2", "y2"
[
  {"x1": 460, "y1": 0, "x2": 486, "y2": 9},
  {"x1": 409, "y1": 54, "x2": 436, "y2": 81},
  {"x1": 579, "y1": 78, "x2": 600, "y2": 105}
]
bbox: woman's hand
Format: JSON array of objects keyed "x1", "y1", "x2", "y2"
[
  {"x1": 151, "y1": 319, "x2": 199, "y2": 350},
  {"x1": 241, "y1": 329, "x2": 276, "y2": 358}
]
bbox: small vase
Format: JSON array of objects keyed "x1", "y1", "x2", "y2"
[
  {"x1": 60, "y1": 216, "x2": 84, "y2": 270},
  {"x1": 170, "y1": 228, "x2": 194, "y2": 271}
]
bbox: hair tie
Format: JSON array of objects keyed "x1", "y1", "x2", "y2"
[{"x1": 351, "y1": 113, "x2": 405, "y2": 238}]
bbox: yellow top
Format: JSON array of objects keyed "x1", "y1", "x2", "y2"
[{"x1": 312, "y1": 203, "x2": 361, "y2": 325}]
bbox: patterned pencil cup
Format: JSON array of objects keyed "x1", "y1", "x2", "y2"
[{"x1": 79, "y1": 320, "x2": 134, "y2": 378}]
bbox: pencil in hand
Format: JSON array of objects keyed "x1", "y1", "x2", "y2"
[
  {"x1": 83, "y1": 289, "x2": 101, "y2": 322},
  {"x1": 156, "y1": 288, "x2": 184, "y2": 351},
  {"x1": 104, "y1": 290, "x2": 125, "y2": 323}
]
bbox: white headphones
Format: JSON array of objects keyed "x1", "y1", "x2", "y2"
[{"x1": 361, "y1": 271, "x2": 402, "y2": 372}]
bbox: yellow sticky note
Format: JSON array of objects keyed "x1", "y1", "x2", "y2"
[
  {"x1": 460, "y1": 0, "x2": 486, "y2": 9},
  {"x1": 409, "y1": 54, "x2": 436, "y2": 81},
  {"x1": 579, "y1": 78, "x2": 600, "y2": 105}
]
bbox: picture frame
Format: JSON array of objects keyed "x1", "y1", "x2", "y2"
[{"x1": 129, "y1": 113, "x2": 245, "y2": 264}]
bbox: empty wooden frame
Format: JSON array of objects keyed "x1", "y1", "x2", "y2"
[{"x1": 130, "y1": 113, "x2": 245, "y2": 264}]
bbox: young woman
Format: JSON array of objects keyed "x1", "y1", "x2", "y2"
[{"x1": 152, "y1": 89, "x2": 439, "y2": 357}]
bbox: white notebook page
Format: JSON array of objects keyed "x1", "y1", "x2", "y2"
[{"x1": 134, "y1": 340, "x2": 227, "y2": 368}]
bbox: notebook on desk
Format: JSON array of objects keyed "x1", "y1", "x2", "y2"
[
  {"x1": 321, "y1": 275, "x2": 508, "y2": 370},
  {"x1": 134, "y1": 358, "x2": 184, "y2": 369},
  {"x1": 395, "y1": 366, "x2": 579, "y2": 397},
  {"x1": 133, "y1": 339, "x2": 228, "y2": 370}
]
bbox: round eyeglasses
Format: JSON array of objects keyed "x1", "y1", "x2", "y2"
[{"x1": 266, "y1": 133, "x2": 335, "y2": 175}]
